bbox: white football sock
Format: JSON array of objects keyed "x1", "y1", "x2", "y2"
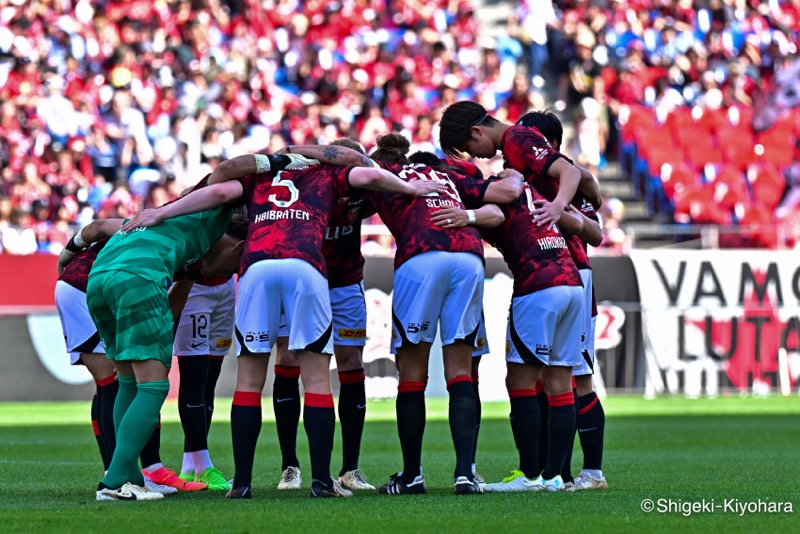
[
  {"x1": 191, "y1": 449, "x2": 214, "y2": 474},
  {"x1": 181, "y1": 452, "x2": 193, "y2": 474}
]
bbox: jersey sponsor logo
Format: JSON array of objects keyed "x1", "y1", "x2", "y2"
[
  {"x1": 531, "y1": 146, "x2": 548, "y2": 160},
  {"x1": 338, "y1": 328, "x2": 367, "y2": 339},
  {"x1": 216, "y1": 337, "x2": 232, "y2": 349},
  {"x1": 254, "y1": 209, "x2": 311, "y2": 223},
  {"x1": 537, "y1": 236, "x2": 567, "y2": 250},
  {"x1": 325, "y1": 225, "x2": 354, "y2": 240},
  {"x1": 406, "y1": 321, "x2": 430, "y2": 334},
  {"x1": 245, "y1": 331, "x2": 270, "y2": 343}
]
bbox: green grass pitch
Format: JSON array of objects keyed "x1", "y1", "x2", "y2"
[{"x1": 1, "y1": 395, "x2": 799, "y2": 532}]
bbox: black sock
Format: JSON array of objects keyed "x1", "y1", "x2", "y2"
[
  {"x1": 303, "y1": 394, "x2": 335, "y2": 487},
  {"x1": 578, "y1": 392, "x2": 605, "y2": 470},
  {"x1": 140, "y1": 419, "x2": 162, "y2": 468},
  {"x1": 96, "y1": 376, "x2": 118, "y2": 465},
  {"x1": 471, "y1": 369, "x2": 481, "y2": 466},
  {"x1": 205, "y1": 357, "x2": 224, "y2": 433},
  {"x1": 338, "y1": 369, "x2": 366, "y2": 475},
  {"x1": 396, "y1": 381, "x2": 426, "y2": 484},
  {"x1": 542, "y1": 393, "x2": 576, "y2": 480},
  {"x1": 447, "y1": 378, "x2": 476, "y2": 480},
  {"x1": 509, "y1": 389, "x2": 540, "y2": 479},
  {"x1": 561, "y1": 388, "x2": 579, "y2": 483},
  {"x1": 91, "y1": 392, "x2": 111, "y2": 470},
  {"x1": 178, "y1": 356, "x2": 210, "y2": 453},
  {"x1": 231, "y1": 391, "x2": 262, "y2": 487},
  {"x1": 536, "y1": 388, "x2": 549, "y2": 474},
  {"x1": 273, "y1": 365, "x2": 301, "y2": 470}
]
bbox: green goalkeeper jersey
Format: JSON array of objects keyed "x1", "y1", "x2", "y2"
[{"x1": 90, "y1": 206, "x2": 232, "y2": 288}]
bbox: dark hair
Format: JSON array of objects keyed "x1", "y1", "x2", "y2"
[
  {"x1": 408, "y1": 151, "x2": 442, "y2": 167},
  {"x1": 516, "y1": 109, "x2": 563, "y2": 148},
  {"x1": 225, "y1": 213, "x2": 249, "y2": 241},
  {"x1": 332, "y1": 137, "x2": 365, "y2": 155},
  {"x1": 438, "y1": 101, "x2": 498, "y2": 158},
  {"x1": 370, "y1": 132, "x2": 410, "y2": 164}
]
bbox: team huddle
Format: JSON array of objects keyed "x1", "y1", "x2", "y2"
[{"x1": 55, "y1": 101, "x2": 609, "y2": 501}]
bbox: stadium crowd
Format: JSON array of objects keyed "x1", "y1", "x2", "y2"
[{"x1": 1, "y1": 0, "x2": 800, "y2": 254}]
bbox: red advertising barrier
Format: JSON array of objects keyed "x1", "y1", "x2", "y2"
[{"x1": 1, "y1": 254, "x2": 58, "y2": 309}]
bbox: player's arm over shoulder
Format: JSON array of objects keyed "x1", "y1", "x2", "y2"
[
  {"x1": 279, "y1": 145, "x2": 374, "y2": 168},
  {"x1": 483, "y1": 169, "x2": 523, "y2": 204},
  {"x1": 57, "y1": 218, "x2": 123, "y2": 274}
]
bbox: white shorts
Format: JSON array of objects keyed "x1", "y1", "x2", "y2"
[
  {"x1": 236, "y1": 259, "x2": 333, "y2": 355},
  {"x1": 174, "y1": 278, "x2": 237, "y2": 357},
  {"x1": 54, "y1": 280, "x2": 104, "y2": 365},
  {"x1": 506, "y1": 285, "x2": 583, "y2": 367},
  {"x1": 391, "y1": 251, "x2": 484, "y2": 353},
  {"x1": 574, "y1": 269, "x2": 594, "y2": 376},
  {"x1": 276, "y1": 282, "x2": 367, "y2": 348},
  {"x1": 473, "y1": 312, "x2": 490, "y2": 357},
  {"x1": 331, "y1": 282, "x2": 368, "y2": 347}
]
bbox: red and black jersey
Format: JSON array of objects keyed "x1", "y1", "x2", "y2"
[
  {"x1": 322, "y1": 193, "x2": 376, "y2": 288},
  {"x1": 368, "y1": 162, "x2": 486, "y2": 269},
  {"x1": 59, "y1": 239, "x2": 109, "y2": 293},
  {"x1": 442, "y1": 158, "x2": 483, "y2": 180},
  {"x1": 501, "y1": 125, "x2": 592, "y2": 271},
  {"x1": 480, "y1": 182, "x2": 582, "y2": 298},
  {"x1": 174, "y1": 259, "x2": 231, "y2": 287},
  {"x1": 565, "y1": 190, "x2": 599, "y2": 271},
  {"x1": 236, "y1": 164, "x2": 352, "y2": 277}
]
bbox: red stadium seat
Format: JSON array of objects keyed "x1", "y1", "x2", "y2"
[
  {"x1": 716, "y1": 126, "x2": 754, "y2": 149},
  {"x1": 645, "y1": 147, "x2": 683, "y2": 176},
  {"x1": 711, "y1": 166, "x2": 749, "y2": 209},
  {"x1": 685, "y1": 145, "x2": 724, "y2": 168},
  {"x1": 661, "y1": 163, "x2": 699, "y2": 199},
  {"x1": 756, "y1": 143, "x2": 795, "y2": 168},
  {"x1": 697, "y1": 108, "x2": 727, "y2": 133},
  {"x1": 724, "y1": 145, "x2": 758, "y2": 169},
  {"x1": 673, "y1": 183, "x2": 730, "y2": 225},
  {"x1": 726, "y1": 105, "x2": 754, "y2": 128},
  {"x1": 747, "y1": 164, "x2": 786, "y2": 210},
  {"x1": 620, "y1": 105, "x2": 658, "y2": 144},
  {"x1": 738, "y1": 202, "x2": 779, "y2": 248}
]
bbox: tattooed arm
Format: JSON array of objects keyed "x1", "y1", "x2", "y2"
[{"x1": 278, "y1": 145, "x2": 374, "y2": 167}]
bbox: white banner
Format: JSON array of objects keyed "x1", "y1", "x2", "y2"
[{"x1": 630, "y1": 250, "x2": 800, "y2": 397}]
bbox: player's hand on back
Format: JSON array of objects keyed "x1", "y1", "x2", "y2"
[
  {"x1": 531, "y1": 198, "x2": 566, "y2": 230},
  {"x1": 57, "y1": 249, "x2": 77, "y2": 274},
  {"x1": 430, "y1": 207, "x2": 469, "y2": 229},
  {"x1": 120, "y1": 208, "x2": 165, "y2": 233},
  {"x1": 496, "y1": 169, "x2": 523, "y2": 181},
  {"x1": 408, "y1": 178, "x2": 447, "y2": 197}
]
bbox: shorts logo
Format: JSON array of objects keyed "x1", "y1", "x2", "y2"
[
  {"x1": 505, "y1": 341, "x2": 511, "y2": 354},
  {"x1": 406, "y1": 321, "x2": 430, "y2": 334},
  {"x1": 338, "y1": 328, "x2": 366, "y2": 339},
  {"x1": 535, "y1": 344, "x2": 553, "y2": 357},
  {"x1": 245, "y1": 332, "x2": 269, "y2": 343},
  {"x1": 475, "y1": 337, "x2": 485, "y2": 349},
  {"x1": 216, "y1": 338, "x2": 232, "y2": 349}
]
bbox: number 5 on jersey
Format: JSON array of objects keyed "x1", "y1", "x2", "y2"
[{"x1": 268, "y1": 171, "x2": 300, "y2": 208}]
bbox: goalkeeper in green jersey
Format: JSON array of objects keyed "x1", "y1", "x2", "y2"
[{"x1": 79, "y1": 201, "x2": 244, "y2": 501}]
